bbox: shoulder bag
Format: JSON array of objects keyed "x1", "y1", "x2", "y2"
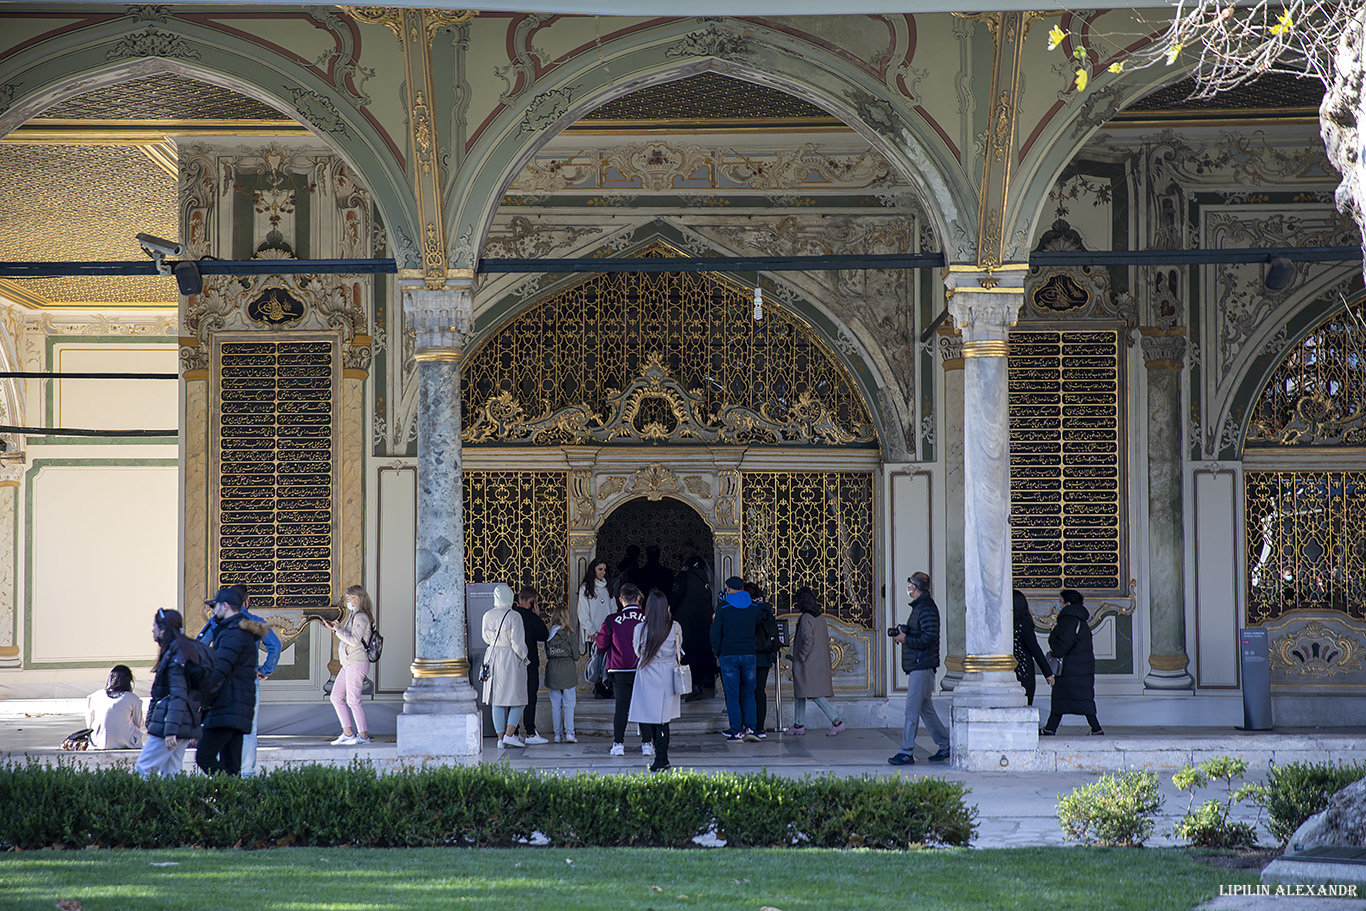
[{"x1": 671, "y1": 629, "x2": 692, "y2": 696}]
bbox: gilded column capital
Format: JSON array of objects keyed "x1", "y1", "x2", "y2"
[
  {"x1": 945, "y1": 267, "x2": 1025, "y2": 343},
  {"x1": 0, "y1": 456, "x2": 25, "y2": 486},
  {"x1": 402, "y1": 282, "x2": 474, "y2": 352},
  {"x1": 1141, "y1": 333, "x2": 1187, "y2": 370},
  {"x1": 938, "y1": 324, "x2": 964, "y2": 370}
]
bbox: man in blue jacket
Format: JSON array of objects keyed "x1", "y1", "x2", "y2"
[
  {"x1": 196, "y1": 583, "x2": 281, "y2": 776},
  {"x1": 888, "y1": 572, "x2": 951, "y2": 765},
  {"x1": 196, "y1": 587, "x2": 270, "y2": 776},
  {"x1": 710, "y1": 576, "x2": 760, "y2": 742}
]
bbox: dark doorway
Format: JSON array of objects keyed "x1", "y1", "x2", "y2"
[{"x1": 596, "y1": 497, "x2": 714, "y2": 595}]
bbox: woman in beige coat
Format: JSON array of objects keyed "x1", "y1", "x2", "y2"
[
  {"x1": 482, "y1": 583, "x2": 529, "y2": 748},
  {"x1": 628, "y1": 591, "x2": 682, "y2": 772},
  {"x1": 785, "y1": 588, "x2": 845, "y2": 736}
]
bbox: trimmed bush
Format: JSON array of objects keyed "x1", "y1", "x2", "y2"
[
  {"x1": 1264, "y1": 760, "x2": 1366, "y2": 844},
  {"x1": 0, "y1": 760, "x2": 976, "y2": 850},
  {"x1": 1057, "y1": 771, "x2": 1162, "y2": 847}
]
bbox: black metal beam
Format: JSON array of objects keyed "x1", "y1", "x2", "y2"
[
  {"x1": 0, "y1": 371, "x2": 178, "y2": 380},
  {"x1": 1, "y1": 245, "x2": 1362, "y2": 279},
  {"x1": 0, "y1": 424, "x2": 175, "y2": 437}
]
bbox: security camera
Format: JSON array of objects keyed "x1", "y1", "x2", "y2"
[{"x1": 136, "y1": 233, "x2": 184, "y2": 258}]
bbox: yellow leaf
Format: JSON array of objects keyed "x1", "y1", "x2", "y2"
[
  {"x1": 1047, "y1": 25, "x2": 1065, "y2": 51},
  {"x1": 1165, "y1": 42, "x2": 1182, "y2": 64},
  {"x1": 1074, "y1": 68, "x2": 1089, "y2": 91},
  {"x1": 1270, "y1": 10, "x2": 1294, "y2": 35},
  {"x1": 1109, "y1": 62, "x2": 1125, "y2": 74}
]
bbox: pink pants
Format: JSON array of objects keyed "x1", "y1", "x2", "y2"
[{"x1": 331, "y1": 661, "x2": 369, "y2": 732}]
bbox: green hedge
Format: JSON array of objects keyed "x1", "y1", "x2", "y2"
[
  {"x1": 0, "y1": 761, "x2": 976, "y2": 850},
  {"x1": 1264, "y1": 760, "x2": 1366, "y2": 844}
]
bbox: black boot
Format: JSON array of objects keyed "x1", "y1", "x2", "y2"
[{"x1": 649, "y1": 725, "x2": 671, "y2": 772}]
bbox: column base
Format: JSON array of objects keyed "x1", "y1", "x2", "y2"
[
  {"x1": 397, "y1": 675, "x2": 483, "y2": 761},
  {"x1": 949, "y1": 703, "x2": 1042, "y2": 771},
  {"x1": 939, "y1": 654, "x2": 965, "y2": 692},
  {"x1": 1143, "y1": 667, "x2": 1195, "y2": 692}
]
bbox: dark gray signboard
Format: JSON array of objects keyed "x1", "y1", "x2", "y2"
[{"x1": 1238, "y1": 628, "x2": 1273, "y2": 731}]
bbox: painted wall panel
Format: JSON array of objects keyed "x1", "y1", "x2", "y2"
[
  {"x1": 376, "y1": 466, "x2": 416, "y2": 694},
  {"x1": 1194, "y1": 469, "x2": 1240, "y2": 688},
  {"x1": 30, "y1": 463, "x2": 177, "y2": 664},
  {"x1": 889, "y1": 469, "x2": 932, "y2": 691},
  {"x1": 54, "y1": 345, "x2": 177, "y2": 431}
]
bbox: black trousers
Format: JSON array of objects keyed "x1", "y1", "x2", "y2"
[
  {"x1": 197, "y1": 726, "x2": 244, "y2": 776},
  {"x1": 611, "y1": 671, "x2": 646, "y2": 744},
  {"x1": 1043, "y1": 711, "x2": 1102, "y2": 733},
  {"x1": 523, "y1": 665, "x2": 541, "y2": 735},
  {"x1": 641, "y1": 722, "x2": 670, "y2": 764},
  {"x1": 1020, "y1": 673, "x2": 1037, "y2": 706},
  {"x1": 755, "y1": 663, "x2": 772, "y2": 732}
]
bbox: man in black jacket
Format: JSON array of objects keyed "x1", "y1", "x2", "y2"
[
  {"x1": 888, "y1": 572, "x2": 951, "y2": 765},
  {"x1": 196, "y1": 587, "x2": 268, "y2": 776},
  {"x1": 514, "y1": 586, "x2": 551, "y2": 745}
]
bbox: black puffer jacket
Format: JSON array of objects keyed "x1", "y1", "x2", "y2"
[
  {"x1": 1048, "y1": 601, "x2": 1096, "y2": 715},
  {"x1": 900, "y1": 592, "x2": 941, "y2": 673},
  {"x1": 202, "y1": 613, "x2": 268, "y2": 732},
  {"x1": 146, "y1": 638, "x2": 215, "y2": 739}
]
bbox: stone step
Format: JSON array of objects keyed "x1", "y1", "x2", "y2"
[{"x1": 533, "y1": 691, "x2": 733, "y2": 736}]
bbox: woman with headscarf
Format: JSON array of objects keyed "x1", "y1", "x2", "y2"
[
  {"x1": 784, "y1": 588, "x2": 845, "y2": 736},
  {"x1": 481, "y1": 583, "x2": 529, "y2": 748},
  {"x1": 1012, "y1": 589, "x2": 1051, "y2": 707},
  {"x1": 1040, "y1": 588, "x2": 1104, "y2": 736}
]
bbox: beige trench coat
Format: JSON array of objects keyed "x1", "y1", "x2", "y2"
[{"x1": 481, "y1": 605, "x2": 528, "y2": 707}]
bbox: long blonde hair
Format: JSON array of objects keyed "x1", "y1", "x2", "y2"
[
  {"x1": 549, "y1": 603, "x2": 572, "y2": 633},
  {"x1": 345, "y1": 585, "x2": 375, "y2": 627}
]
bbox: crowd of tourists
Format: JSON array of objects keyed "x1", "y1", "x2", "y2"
[{"x1": 81, "y1": 548, "x2": 1100, "y2": 775}]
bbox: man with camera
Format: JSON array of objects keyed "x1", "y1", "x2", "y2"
[{"x1": 887, "y1": 572, "x2": 950, "y2": 765}]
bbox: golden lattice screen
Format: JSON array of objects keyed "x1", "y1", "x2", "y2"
[
  {"x1": 741, "y1": 471, "x2": 875, "y2": 627},
  {"x1": 461, "y1": 268, "x2": 874, "y2": 446},
  {"x1": 1008, "y1": 329, "x2": 1123, "y2": 591},
  {"x1": 463, "y1": 471, "x2": 569, "y2": 610},
  {"x1": 1245, "y1": 471, "x2": 1366, "y2": 624}
]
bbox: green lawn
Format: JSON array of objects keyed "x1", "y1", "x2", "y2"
[{"x1": 0, "y1": 846, "x2": 1258, "y2": 911}]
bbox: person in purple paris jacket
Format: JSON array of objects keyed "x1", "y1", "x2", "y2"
[{"x1": 595, "y1": 581, "x2": 650, "y2": 758}]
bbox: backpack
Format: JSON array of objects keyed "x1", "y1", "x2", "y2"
[
  {"x1": 185, "y1": 639, "x2": 223, "y2": 707},
  {"x1": 364, "y1": 626, "x2": 384, "y2": 662},
  {"x1": 757, "y1": 608, "x2": 782, "y2": 656}
]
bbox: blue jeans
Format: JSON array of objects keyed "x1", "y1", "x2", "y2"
[
  {"x1": 241, "y1": 677, "x2": 261, "y2": 777},
  {"x1": 718, "y1": 654, "x2": 757, "y2": 734}
]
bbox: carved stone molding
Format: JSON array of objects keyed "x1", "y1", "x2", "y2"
[
  {"x1": 402, "y1": 284, "x2": 473, "y2": 351},
  {"x1": 1267, "y1": 615, "x2": 1366, "y2": 679}
]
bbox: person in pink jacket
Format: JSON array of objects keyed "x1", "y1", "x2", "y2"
[{"x1": 595, "y1": 581, "x2": 649, "y2": 757}]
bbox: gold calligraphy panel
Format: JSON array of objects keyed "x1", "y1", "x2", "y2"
[
  {"x1": 216, "y1": 339, "x2": 336, "y2": 609},
  {"x1": 1008, "y1": 330, "x2": 1122, "y2": 591},
  {"x1": 461, "y1": 267, "x2": 874, "y2": 446},
  {"x1": 741, "y1": 471, "x2": 875, "y2": 628},
  {"x1": 464, "y1": 471, "x2": 568, "y2": 609},
  {"x1": 1245, "y1": 471, "x2": 1366, "y2": 625}
]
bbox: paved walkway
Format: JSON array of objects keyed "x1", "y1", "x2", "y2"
[{"x1": 5, "y1": 703, "x2": 1363, "y2": 909}]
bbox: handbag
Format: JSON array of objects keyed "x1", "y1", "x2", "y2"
[
  {"x1": 1046, "y1": 653, "x2": 1063, "y2": 677},
  {"x1": 671, "y1": 630, "x2": 692, "y2": 695},
  {"x1": 62, "y1": 728, "x2": 93, "y2": 751},
  {"x1": 584, "y1": 645, "x2": 607, "y2": 685}
]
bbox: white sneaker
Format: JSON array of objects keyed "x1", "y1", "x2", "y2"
[
  {"x1": 502, "y1": 734, "x2": 525, "y2": 748},
  {"x1": 331, "y1": 734, "x2": 356, "y2": 745},
  {"x1": 524, "y1": 734, "x2": 550, "y2": 745},
  {"x1": 352, "y1": 735, "x2": 371, "y2": 745},
  {"x1": 609, "y1": 742, "x2": 625, "y2": 756},
  {"x1": 553, "y1": 733, "x2": 564, "y2": 744},
  {"x1": 642, "y1": 742, "x2": 655, "y2": 757},
  {"x1": 564, "y1": 734, "x2": 577, "y2": 743}
]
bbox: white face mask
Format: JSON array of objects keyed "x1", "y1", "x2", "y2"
[{"x1": 345, "y1": 598, "x2": 358, "y2": 611}]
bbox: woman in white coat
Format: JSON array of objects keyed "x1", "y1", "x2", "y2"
[
  {"x1": 628, "y1": 590, "x2": 682, "y2": 772},
  {"x1": 482, "y1": 583, "x2": 529, "y2": 748}
]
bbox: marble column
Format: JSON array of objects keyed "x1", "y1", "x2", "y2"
[
  {"x1": 396, "y1": 280, "x2": 482, "y2": 761},
  {"x1": 938, "y1": 327, "x2": 967, "y2": 692},
  {"x1": 945, "y1": 270, "x2": 1038, "y2": 771},
  {"x1": 1141, "y1": 328, "x2": 1194, "y2": 690}
]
